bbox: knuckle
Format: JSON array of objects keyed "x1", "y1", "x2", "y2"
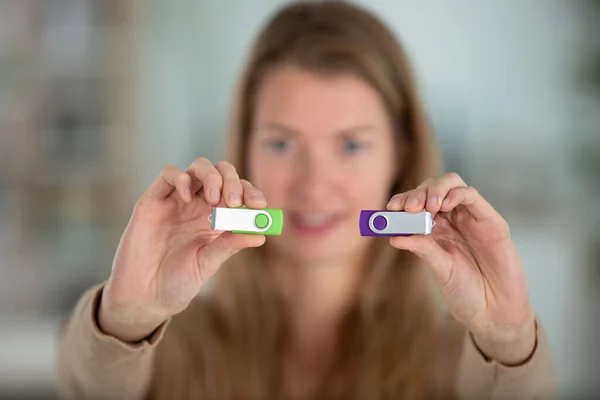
[
  {"x1": 214, "y1": 160, "x2": 228, "y2": 169},
  {"x1": 407, "y1": 190, "x2": 420, "y2": 200},
  {"x1": 162, "y1": 164, "x2": 177, "y2": 174},
  {"x1": 206, "y1": 171, "x2": 223, "y2": 184},
  {"x1": 176, "y1": 172, "x2": 189, "y2": 184},
  {"x1": 240, "y1": 179, "x2": 252, "y2": 186},
  {"x1": 224, "y1": 177, "x2": 242, "y2": 189},
  {"x1": 192, "y1": 157, "x2": 211, "y2": 168},
  {"x1": 428, "y1": 182, "x2": 444, "y2": 196},
  {"x1": 215, "y1": 160, "x2": 236, "y2": 173},
  {"x1": 418, "y1": 178, "x2": 434, "y2": 188},
  {"x1": 444, "y1": 172, "x2": 462, "y2": 182}
]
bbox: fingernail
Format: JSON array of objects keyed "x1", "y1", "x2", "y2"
[
  {"x1": 210, "y1": 187, "x2": 220, "y2": 202},
  {"x1": 443, "y1": 198, "x2": 450, "y2": 206},
  {"x1": 427, "y1": 196, "x2": 437, "y2": 208},
  {"x1": 387, "y1": 200, "x2": 399, "y2": 210},
  {"x1": 250, "y1": 193, "x2": 265, "y2": 203},
  {"x1": 185, "y1": 187, "x2": 192, "y2": 202},
  {"x1": 408, "y1": 196, "x2": 419, "y2": 206},
  {"x1": 229, "y1": 192, "x2": 242, "y2": 205}
]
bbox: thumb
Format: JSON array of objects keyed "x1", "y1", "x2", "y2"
[
  {"x1": 198, "y1": 232, "x2": 265, "y2": 282},
  {"x1": 390, "y1": 235, "x2": 452, "y2": 286}
]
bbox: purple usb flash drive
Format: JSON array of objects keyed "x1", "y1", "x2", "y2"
[{"x1": 359, "y1": 210, "x2": 434, "y2": 236}]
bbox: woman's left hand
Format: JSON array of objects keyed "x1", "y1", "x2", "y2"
[{"x1": 387, "y1": 172, "x2": 537, "y2": 364}]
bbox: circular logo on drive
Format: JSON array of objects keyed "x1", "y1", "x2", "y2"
[
  {"x1": 368, "y1": 213, "x2": 389, "y2": 234},
  {"x1": 254, "y1": 213, "x2": 270, "y2": 229},
  {"x1": 372, "y1": 215, "x2": 387, "y2": 230}
]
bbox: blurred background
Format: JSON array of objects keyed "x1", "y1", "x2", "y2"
[{"x1": 0, "y1": 0, "x2": 598, "y2": 398}]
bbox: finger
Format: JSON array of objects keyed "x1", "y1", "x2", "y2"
[
  {"x1": 390, "y1": 235, "x2": 453, "y2": 286},
  {"x1": 241, "y1": 179, "x2": 267, "y2": 208},
  {"x1": 426, "y1": 173, "x2": 467, "y2": 216},
  {"x1": 145, "y1": 165, "x2": 192, "y2": 202},
  {"x1": 187, "y1": 158, "x2": 223, "y2": 205},
  {"x1": 405, "y1": 188, "x2": 427, "y2": 212},
  {"x1": 387, "y1": 179, "x2": 433, "y2": 212},
  {"x1": 387, "y1": 191, "x2": 411, "y2": 211},
  {"x1": 198, "y1": 232, "x2": 266, "y2": 282},
  {"x1": 177, "y1": 173, "x2": 193, "y2": 202},
  {"x1": 214, "y1": 161, "x2": 244, "y2": 207},
  {"x1": 402, "y1": 178, "x2": 437, "y2": 212},
  {"x1": 440, "y1": 172, "x2": 467, "y2": 187},
  {"x1": 440, "y1": 186, "x2": 500, "y2": 221}
]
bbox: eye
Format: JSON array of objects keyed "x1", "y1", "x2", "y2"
[
  {"x1": 266, "y1": 138, "x2": 293, "y2": 153},
  {"x1": 343, "y1": 139, "x2": 365, "y2": 154}
]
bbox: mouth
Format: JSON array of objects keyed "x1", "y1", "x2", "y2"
[{"x1": 288, "y1": 211, "x2": 343, "y2": 236}]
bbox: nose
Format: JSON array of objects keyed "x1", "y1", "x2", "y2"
[{"x1": 294, "y1": 145, "x2": 334, "y2": 202}]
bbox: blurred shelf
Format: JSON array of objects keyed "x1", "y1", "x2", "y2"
[
  {"x1": 0, "y1": 316, "x2": 61, "y2": 393},
  {"x1": 0, "y1": 0, "x2": 139, "y2": 318}
]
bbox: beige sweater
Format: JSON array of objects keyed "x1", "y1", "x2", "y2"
[{"x1": 55, "y1": 283, "x2": 556, "y2": 399}]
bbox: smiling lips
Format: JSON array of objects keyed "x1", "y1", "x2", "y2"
[{"x1": 288, "y1": 212, "x2": 342, "y2": 236}]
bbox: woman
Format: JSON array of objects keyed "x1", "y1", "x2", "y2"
[{"x1": 56, "y1": 2, "x2": 555, "y2": 399}]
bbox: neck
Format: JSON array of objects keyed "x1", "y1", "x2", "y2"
[{"x1": 268, "y1": 249, "x2": 367, "y2": 356}]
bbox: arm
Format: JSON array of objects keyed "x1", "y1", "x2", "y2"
[
  {"x1": 387, "y1": 173, "x2": 558, "y2": 399},
  {"x1": 456, "y1": 317, "x2": 557, "y2": 400},
  {"x1": 55, "y1": 160, "x2": 267, "y2": 399},
  {"x1": 55, "y1": 284, "x2": 190, "y2": 400}
]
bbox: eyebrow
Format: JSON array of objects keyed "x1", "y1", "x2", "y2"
[
  {"x1": 255, "y1": 121, "x2": 378, "y2": 136},
  {"x1": 256, "y1": 122, "x2": 297, "y2": 135}
]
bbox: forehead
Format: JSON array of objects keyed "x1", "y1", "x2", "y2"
[{"x1": 253, "y1": 67, "x2": 389, "y2": 137}]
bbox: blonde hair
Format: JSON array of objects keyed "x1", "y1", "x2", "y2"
[{"x1": 198, "y1": 1, "x2": 443, "y2": 398}]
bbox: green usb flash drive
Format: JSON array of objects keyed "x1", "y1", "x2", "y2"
[{"x1": 210, "y1": 207, "x2": 283, "y2": 235}]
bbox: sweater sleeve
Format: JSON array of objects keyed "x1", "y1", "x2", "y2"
[
  {"x1": 455, "y1": 318, "x2": 557, "y2": 400},
  {"x1": 55, "y1": 283, "x2": 183, "y2": 400}
]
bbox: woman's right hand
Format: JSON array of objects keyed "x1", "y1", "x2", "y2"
[{"x1": 98, "y1": 158, "x2": 267, "y2": 342}]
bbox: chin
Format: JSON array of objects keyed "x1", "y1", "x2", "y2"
[
  {"x1": 273, "y1": 235, "x2": 366, "y2": 266},
  {"x1": 287, "y1": 249, "x2": 348, "y2": 266}
]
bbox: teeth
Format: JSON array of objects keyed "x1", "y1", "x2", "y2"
[{"x1": 297, "y1": 214, "x2": 333, "y2": 226}]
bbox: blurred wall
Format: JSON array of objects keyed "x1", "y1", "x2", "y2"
[{"x1": 0, "y1": 0, "x2": 598, "y2": 398}]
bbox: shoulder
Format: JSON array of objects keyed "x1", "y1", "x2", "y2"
[{"x1": 427, "y1": 312, "x2": 468, "y2": 395}]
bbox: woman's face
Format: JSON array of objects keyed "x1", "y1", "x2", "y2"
[{"x1": 248, "y1": 67, "x2": 398, "y2": 265}]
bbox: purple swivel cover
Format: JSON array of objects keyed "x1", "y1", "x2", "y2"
[{"x1": 359, "y1": 210, "x2": 411, "y2": 237}]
